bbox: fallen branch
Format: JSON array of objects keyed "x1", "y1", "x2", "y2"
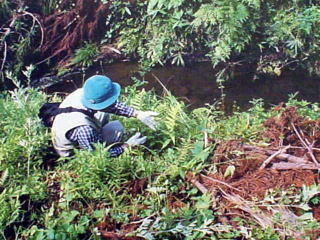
[
  {"x1": 271, "y1": 162, "x2": 320, "y2": 170},
  {"x1": 219, "y1": 189, "x2": 274, "y2": 228},
  {"x1": 289, "y1": 146, "x2": 320, "y2": 153},
  {"x1": 98, "y1": 231, "x2": 123, "y2": 239},
  {"x1": 188, "y1": 178, "x2": 208, "y2": 194},
  {"x1": 204, "y1": 131, "x2": 208, "y2": 148},
  {"x1": 243, "y1": 144, "x2": 309, "y2": 163},
  {"x1": 200, "y1": 174, "x2": 242, "y2": 192},
  {"x1": 104, "y1": 45, "x2": 122, "y2": 55},
  {"x1": 259, "y1": 146, "x2": 290, "y2": 170},
  {"x1": 270, "y1": 152, "x2": 308, "y2": 163},
  {"x1": 152, "y1": 73, "x2": 170, "y2": 95}
]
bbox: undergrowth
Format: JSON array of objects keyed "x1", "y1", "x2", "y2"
[{"x1": 0, "y1": 85, "x2": 319, "y2": 239}]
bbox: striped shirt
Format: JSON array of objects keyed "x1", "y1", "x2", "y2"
[{"x1": 67, "y1": 101, "x2": 134, "y2": 157}]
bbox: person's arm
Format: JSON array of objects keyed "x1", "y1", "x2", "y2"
[
  {"x1": 67, "y1": 125, "x2": 125, "y2": 157},
  {"x1": 104, "y1": 101, "x2": 135, "y2": 117},
  {"x1": 105, "y1": 101, "x2": 159, "y2": 130}
]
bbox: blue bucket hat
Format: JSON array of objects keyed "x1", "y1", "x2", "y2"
[{"x1": 81, "y1": 75, "x2": 121, "y2": 110}]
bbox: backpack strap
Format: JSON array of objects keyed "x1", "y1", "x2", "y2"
[
  {"x1": 55, "y1": 107, "x2": 95, "y2": 118},
  {"x1": 38, "y1": 102, "x2": 96, "y2": 128}
]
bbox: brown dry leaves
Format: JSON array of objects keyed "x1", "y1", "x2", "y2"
[{"x1": 187, "y1": 106, "x2": 320, "y2": 239}]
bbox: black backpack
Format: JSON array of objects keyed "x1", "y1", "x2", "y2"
[{"x1": 38, "y1": 102, "x2": 94, "y2": 127}]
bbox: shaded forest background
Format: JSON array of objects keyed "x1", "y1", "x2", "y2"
[{"x1": 1, "y1": 0, "x2": 320, "y2": 87}]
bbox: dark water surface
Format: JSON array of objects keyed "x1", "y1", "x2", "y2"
[{"x1": 48, "y1": 62, "x2": 320, "y2": 111}]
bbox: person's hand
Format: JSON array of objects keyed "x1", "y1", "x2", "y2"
[
  {"x1": 124, "y1": 132, "x2": 147, "y2": 147},
  {"x1": 135, "y1": 110, "x2": 158, "y2": 130}
]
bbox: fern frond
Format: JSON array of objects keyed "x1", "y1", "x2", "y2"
[
  {"x1": 129, "y1": 89, "x2": 146, "y2": 110},
  {"x1": 164, "y1": 104, "x2": 180, "y2": 143},
  {"x1": 70, "y1": 43, "x2": 98, "y2": 67},
  {"x1": 176, "y1": 138, "x2": 193, "y2": 163}
]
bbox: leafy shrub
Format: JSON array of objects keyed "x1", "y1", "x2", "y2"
[
  {"x1": 103, "y1": 0, "x2": 320, "y2": 75},
  {"x1": 70, "y1": 43, "x2": 99, "y2": 68},
  {"x1": 0, "y1": 89, "x2": 49, "y2": 177}
]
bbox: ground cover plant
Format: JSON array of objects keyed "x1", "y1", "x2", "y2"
[{"x1": 0, "y1": 82, "x2": 319, "y2": 240}]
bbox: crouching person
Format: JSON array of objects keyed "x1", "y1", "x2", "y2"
[{"x1": 51, "y1": 75, "x2": 158, "y2": 157}]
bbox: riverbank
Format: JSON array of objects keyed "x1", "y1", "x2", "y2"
[{"x1": 42, "y1": 61, "x2": 320, "y2": 113}]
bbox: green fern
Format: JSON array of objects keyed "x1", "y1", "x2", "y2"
[
  {"x1": 164, "y1": 105, "x2": 179, "y2": 133},
  {"x1": 176, "y1": 138, "x2": 193, "y2": 163},
  {"x1": 70, "y1": 43, "x2": 99, "y2": 67},
  {"x1": 129, "y1": 88, "x2": 146, "y2": 110},
  {"x1": 162, "y1": 100, "x2": 183, "y2": 144}
]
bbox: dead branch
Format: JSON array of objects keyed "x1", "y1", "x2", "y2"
[
  {"x1": 99, "y1": 231, "x2": 122, "y2": 239},
  {"x1": 271, "y1": 162, "x2": 320, "y2": 170},
  {"x1": 200, "y1": 174, "x2": 242, "y2": 192},
  {"x1": 103, "y1": 45, "x2": 121, "y2": 55},
  {"x1": 39, "y1": 0, "x2": 111, "y2": 66},
  {"x1": 1, "y1": 41, "x2": 7, "y2": 71},
  {"x1": 152, "y1": 73, "x2": 170, "y2": 95},
  {"x1": 204, "y1": 131, "x2": 208, "y2": 148},
  {"x1": 272, "y1": 151, "x2": 308, "y2": 163},
  {"x1": 284, "y1": 146, "x2": 320, "y2": 152},
  {"x1": 188, "y1": 178, "x2": 208, "y2": 194},
  {"x1": 291, "y1": 123, "x2": 319, "y2": 165},
  {"x1": 259, "y1": 145, "x2": 290, "y2": 170},
  {"x1": 219, "y1": 189, "x2": 274, "y2": 228},
  {"x1": 22, "y1": 11, "x2": 44, "y2": 47},
  {"x1": 243, "y1": 144, "x2": 308, "y2": 163},
  {"x1": 1, "y1": 24, "x2": 14, "y2": 71}
]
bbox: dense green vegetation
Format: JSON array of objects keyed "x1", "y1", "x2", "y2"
[
  {"x1": 108, "y1": 0, "x2": 320, "y2": 70},
  {"x1": 0, "y1": 83, "x2": 319, "y2": 239},
  {"x1": 110, "y1": 0, "x2": 320, "y2": 77},
  {"x1": 1, "y1": 1, "x2": 320, "y2": 239},
  {"x1": 1, "y1": 0, "x2": 320, "y2": 87}
]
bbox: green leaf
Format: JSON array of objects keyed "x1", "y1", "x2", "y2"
[
  {"x1": 125, "y1": 7, "x2": 131, "y2": 15},
  {"x1": 195, "y1": 195, "x2": 212, "y2": 210},
  {"x1": 147, "y1": 0, "x2": 158, "y2": 13},
  {"x1": 224, "y1": 165, "x2": 236, "y2": 178}
]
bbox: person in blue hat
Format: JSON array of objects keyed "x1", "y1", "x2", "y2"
[{"x1": 51, "y1": 75, "x2": 158, "y2": 157}]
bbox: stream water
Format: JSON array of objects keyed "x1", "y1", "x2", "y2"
[{"x1": 48, "y1": 62, "x2": 320, "y2": 112}]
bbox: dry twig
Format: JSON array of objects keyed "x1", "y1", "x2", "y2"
[
  {"x1": 243, "y1": 144, "x2": 309, "y2": 163},
  {"x1": 188, "y1": 178, "x2": 208, "y2": 194},
  {"x1": 218, "y1": 188, "x2": 274, "y2": 228},
  {"x1": 259, "y1": 145, "x2": 290, "y2": 170},
  {"x1": 22, "y1": 11, "x2": 44, "y2": 47},
  {"x1": 290, "y1": 123, "x2": 319, "y2": 165},
  {"x1": 200, "y1": 174, "x2": 242, "y2": 192}
]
